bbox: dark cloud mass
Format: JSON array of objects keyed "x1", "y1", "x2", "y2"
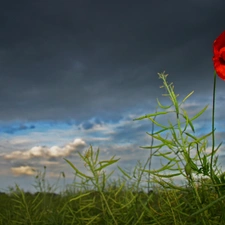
[
  {"x1": 0, "y1": 124, "x2": 35, "y2": 134},
  {"x1": 0, "y1": 0, "x2": 224, "y2": 122}
]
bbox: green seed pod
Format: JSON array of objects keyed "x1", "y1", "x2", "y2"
[{"x1": 185, "y1": 163, "x2": 192, "y2": 178}]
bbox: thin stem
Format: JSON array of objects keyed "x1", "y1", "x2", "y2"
[
  {"x1": 147, "y1": 112, "x2": 156, "y2": 192},
  {"x1": 135, "y1": 110, "x2": 156, "y2": 194},
  {"x1": 210, "y1": 71, "x2": 217, "y2": 178}
]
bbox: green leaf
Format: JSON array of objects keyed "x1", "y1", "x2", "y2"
[
  {"x1": 185, "y1": 131, "x2": 213, "y2": 143},
  {"x1": 64, "y1": 158, "x2": 91, "y2": 179},
  {"x1": 152, "y1": 134, "x2": 176, "y2": 146},
  {"x1": 143, "y1": 162, "x2": 176, "y2": 173},
  {"x1": 94, "y1": 147, "x2": 100, "y2": 165},
  {"x1": 105, "y1": 169, "x2": 115, "y2": 180},
  {"x1": 115, "y1": 182, "x2": 126, "y2": 197},
  {"x1": 181, "y1": 109, "x2": 195, "y2": 132},
  {"x1": 95, "y1": 159, "x2": 120, "y2": 172},
  {"x1": 185, "y1": 163, "x2": 192, "y2": 176},
  {"x1": 157, "y1": 98, "x2": 172, "y2": 109},
  {"x1": 152, "y1": 172, "x2": 181, "y2": 178},
  {"x1": 147, "y1": 116, "x2": 168, "y2": 129},
  {"x1": 152, "y1": 127, "x2": 170, "y2": 135},
  {"x1": 133, "y1": 111, "x2": 168, "y2": 121},
  {"x1": 189, "y1": 158, "x2": 198, "y2": 171},
  {"x1": 156, "y1": 179, "x2": 188, "y2": 191},
  {"x1": 154, "y1": 152, "x2": 180, "y2": 163},
  {"x1": 190, "y1": 105, "x2": 208, "y2": 121},
  {"x1": 185, "y1": 132, "x2": 198, "y2": 140},
  {"x1": 203, "y1": 155, "x2": 207, "y2": 165},
  {"x1": 139, "y1": 143, "x2": 164, "y2": 149},
  {"x1": 214, "y1": 142, "x2": 223, "y2": 153},
  {"x1": 188, "y1": 120, "x2": 195, "y2": 132},
  {"x1": 117, "y1": 166, "x2": 132, "y2": 179},
  {"x1": 182, "y1": 90, "x2": 194, "y2": 103},
  {"x1": 69, "y1": 192, "x2": 91, "y2": 201}
]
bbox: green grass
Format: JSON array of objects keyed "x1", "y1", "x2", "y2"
[{"x1": 0, "y1": 173, "x2": 224, "y2": 224}]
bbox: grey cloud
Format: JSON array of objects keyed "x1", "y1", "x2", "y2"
[{"x1": 0, "y1": 0, "x2": 224, "y2": 123}]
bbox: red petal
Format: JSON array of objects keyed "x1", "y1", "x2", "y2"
[
  {"x1": 213, "y1": 31, "x2": 225, "y2": 80},
  {"x1": 214, "y1": 30, "x2": 225, "y2": 51}
]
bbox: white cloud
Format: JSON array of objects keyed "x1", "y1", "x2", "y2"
[
  {"x1": 30, "y1": 146, "x2": 45, "y2": 157},
  {"x1": 11, "y1": 166, "x2": 36, "y2": 176},
  {"x1": 4, "y1": 138, "x2": 86, "y2": 160}
]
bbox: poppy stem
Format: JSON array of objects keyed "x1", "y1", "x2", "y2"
[{"x1": 211, "y1": 70, "x2": 217, "y2": 178}]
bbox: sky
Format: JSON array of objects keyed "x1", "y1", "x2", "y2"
[{"x1": 0, "y1": 0, "x2": 225, "y2": 193}]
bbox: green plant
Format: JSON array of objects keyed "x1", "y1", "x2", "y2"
[
  {"x1": 134, "y1": 72, "x2": 225, "y2": 224},
  {"x1": 64, "y1": 146, "x2": 120, "y2": 224}
]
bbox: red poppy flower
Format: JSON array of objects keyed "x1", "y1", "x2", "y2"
[{"x1": 213, "y1": 31, "x2": 225, "y2": 80}]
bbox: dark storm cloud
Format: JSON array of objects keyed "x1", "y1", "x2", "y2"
[{"x1": 0, "y1": 0, "x2": 224, "y2": 122}]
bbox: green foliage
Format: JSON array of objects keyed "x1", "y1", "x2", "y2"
[{"x1": 0, "y1": 72, "x2": 225, "y2": 224}]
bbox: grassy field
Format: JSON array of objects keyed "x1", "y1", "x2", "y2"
[
  {"x1": 0, "y1": 170, "x2": 225, "y2": 225},
  {"x1": 1, "y1": 73, "x2": 225, "y2": 224}
]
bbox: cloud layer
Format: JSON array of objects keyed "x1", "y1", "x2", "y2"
[
  {"x1": 4, "y1": 138, "x2": 85, "y2": 161},
  {"x1": 0, "y1": 1, "x2": 224, "y2": 122}
]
